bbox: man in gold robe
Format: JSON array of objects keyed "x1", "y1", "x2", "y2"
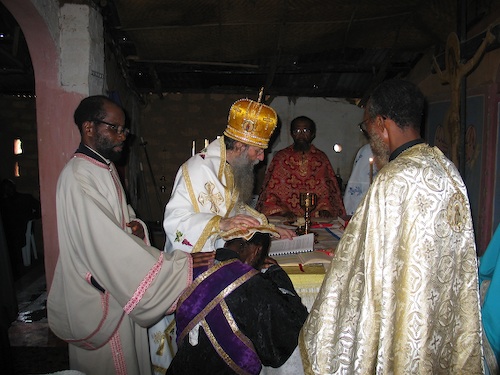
[{"x1": 299, "y1": 79, "x2": 483, "y2": 374}]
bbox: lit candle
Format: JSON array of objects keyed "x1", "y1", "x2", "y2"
[
  {"x1": 369, "y1": 157, "x2": 374, "y2": 184},
  {"x1": 205, "y1": 138, "x2": 209, "y2": 148},
  {"x1": 192, "y1": 140, "x2": 195, "y2": 156}
]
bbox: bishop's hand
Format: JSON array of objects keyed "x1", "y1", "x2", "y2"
[{"x1": 219, "y1": 214, "x2": 261, "y2": 232}]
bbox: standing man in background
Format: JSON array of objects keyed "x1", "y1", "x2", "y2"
[
  {"x1": 0, "y1": 213, "x2": 17, "y2": 374},
  {"x1": 343, "y1": 143, "x2": 377, "y2": 215},
  {"x1": 300, "y1": 79, "x2": 482, "y2": 374},
  {"x1": 256, "y1": 116, "x2": 345, "y2": 219},
  {"x1": 0, "y1": 178, "x2": 41, "y2": 278}
]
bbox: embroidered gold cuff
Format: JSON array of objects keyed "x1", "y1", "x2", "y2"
[
  {"x1": 214, "y1": 215, "x2": 222, "y2": 232},
  {"x1": 192, "y1": 215, "x2": 222, "y2": 253}
]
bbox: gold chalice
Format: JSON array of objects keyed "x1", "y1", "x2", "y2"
[{"x1": 299, "y1": 192, "x2": 317, "y2": 234}]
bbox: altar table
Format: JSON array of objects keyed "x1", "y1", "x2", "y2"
[{"x1": 260, "y1": 217, "x2": 343, "y2": 375}]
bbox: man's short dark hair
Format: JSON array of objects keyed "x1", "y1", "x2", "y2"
[
  {"x1": 246, "y1": 232, "x2": 271, "y2": 268},
  {"x1": 225, "y1": 232, "x2": 271, "y2": 268},
  {"x1": 290, "y1": 116, "x2": 316, "y2": 135},
  {"x1": 366, "y1": 79, "x2": 425, "y2": 131},
  {"x1": 73, "y1": 95, "x2": 116, "y2": 132}
]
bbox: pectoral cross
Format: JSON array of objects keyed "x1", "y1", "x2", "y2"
[{"x1": 198, "y1": 182, "x2": 224, "y2": 214}]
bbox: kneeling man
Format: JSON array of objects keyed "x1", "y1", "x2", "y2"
[{"x1": 168, "y1": 228, "x2": 308, "y2": 374}]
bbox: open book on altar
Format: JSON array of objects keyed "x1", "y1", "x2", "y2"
[
  {"x1": 269, "y1": 233, "x2": 315, "y2": 256},
  {"x1": 271, "y1": 250, "x2": 334, "y2": 267},
  {"x1": 269, "y1": 233, "x2": 334, "y2": 267}
]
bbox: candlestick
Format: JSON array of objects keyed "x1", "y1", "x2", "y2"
[
  {"x1": 369, "y1": 157, "x2": 374, "y2": 184},
  {"x1": 192, "y1": 140, "x2": 195, "y2": 156},
  {"x1": 204, "y1": 138, "x2": 209, "y2": 148}
]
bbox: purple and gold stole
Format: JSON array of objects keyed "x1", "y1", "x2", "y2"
[{"x1": 176, "y1": 259, "x2": 261, "y2": 375}]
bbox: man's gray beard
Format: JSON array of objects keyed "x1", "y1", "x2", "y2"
[
  {"x1": 369, "y1": 131, "x2": 390, "y2": 169},
  {"x1": 231, "y1": 153, "x2": 256, "y2": 205}
]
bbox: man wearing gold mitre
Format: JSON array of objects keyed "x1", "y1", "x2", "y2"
[
  {"x1": 163, "y1": 94, "x2": 295, "y2": 254},
  {"x1": 148, "y1": 95, "x2": 296, "y2": 374}
]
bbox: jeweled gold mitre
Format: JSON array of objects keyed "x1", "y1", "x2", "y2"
[{"x1": 224, "y1": 98, "x2": 278, "y2": 149}]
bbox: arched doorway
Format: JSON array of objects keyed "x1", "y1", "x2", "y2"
[
  {"x1": 2, "y1": 0, "x2": 83, "y2": 288},
  {"x1": 0, "y1": 2, "x2": 42, "y2": 280}
]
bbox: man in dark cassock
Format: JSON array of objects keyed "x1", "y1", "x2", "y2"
[
  {"x1": 168, "y1": 230, "x2": 308, "y2": 375},
  {"x1": 0, "y1": 213, "x2": 18, "y2": 374},
  {"x1": 0, "y1": 179, "x2": 41, "y2": 278}
]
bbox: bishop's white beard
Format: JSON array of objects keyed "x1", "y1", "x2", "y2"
[{"x1": 231, "y1": 151, "x2": 257, "y2": 205}]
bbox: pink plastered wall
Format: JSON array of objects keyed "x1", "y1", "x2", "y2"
[{"x1": 3, "y1": 0, "x2": 83, "y2": 287}]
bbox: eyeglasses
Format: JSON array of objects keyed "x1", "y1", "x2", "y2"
[
  {"x1": 249, "y1": 146, "x2": 264, "y2": 156},
  {"x1": 358, "y1": 116, "x2": 388, "y2": 138},
  {"x1": 292, "y1": 128, "x2": 312, "y2": 134},
  {"x1": 92, "y1": 119, "x2": 130, "y2": 136},
  {"x1": 358, "y1": 119, "x2": 369, "y2": 135}
]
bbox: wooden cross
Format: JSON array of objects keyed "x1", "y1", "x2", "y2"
[{"x1": 432, "y1": 27, "x2": 495, "y2": 168}]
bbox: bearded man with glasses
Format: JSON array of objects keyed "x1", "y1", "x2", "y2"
[
  {"x1": 256, "y1": 115, "x2": 345, "y2": 219},
  {"x1": 47, "y1": 95, "x2": 214, "y2": 375},
  {"x1": 300, "y1": 79, "x2": 482, "y2": 374}
]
